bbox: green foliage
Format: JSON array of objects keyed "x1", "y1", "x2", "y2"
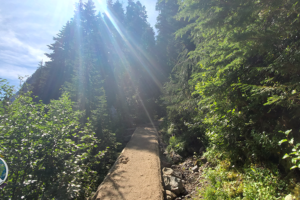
[
  {"x1": 199, "y1": 161, "x2": 288, "y2": 199},
  {"x1": 156, "y1": 0, "x2": 207, "y2": 156},
  {"x1": 1, "y1": 1, "x2": 163, "y2": 198},
  {"x1": 0, "y1": 78, "x2": 14, "y2": 114},
  {"x1": 162, "y1": 0, "x2": 300, "y2": 166},
  {"x1": 0, "y1": 92, "x2": 106, "y2": 199},
  {"x1": 155, "y1": 0, "x2": 193, "y2": 77},
  {"x1": 166, "y1": 136, "x2": 185, "y2": 154},
  {"x1": 6, "y1": 0, "x2": 300, "y2": 197},
  {"x1": 161, "y1": 48, "x2": 206, "y2": 155},
  {"x1": 25, "y1": 0, "x2": 160, "y2": 127},
  {"x1": 279, "y1": 129, "x2": 300, "y2": 170},
  {"x1": 159, "y1": 0, "x2": 300, "y2": 197}
]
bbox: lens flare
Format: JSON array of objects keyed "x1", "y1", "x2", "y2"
[{"x1": 93, "y1": 2, "x2": 161, "y2": 126}]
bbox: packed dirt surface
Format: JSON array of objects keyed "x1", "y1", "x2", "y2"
[{"x1": 92, "y1": 126, "x2": 164, "y2": 200}]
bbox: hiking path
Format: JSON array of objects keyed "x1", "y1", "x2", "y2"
[{"x1": 92, "y1": 125, "x2": 164, "y2": 200}]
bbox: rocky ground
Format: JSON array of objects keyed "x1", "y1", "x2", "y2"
[{"x1": 158, "y1": 131, "x2": 209, "y2": 200}]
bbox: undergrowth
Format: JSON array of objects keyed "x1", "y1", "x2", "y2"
[{"x1": 194, "y1": 148, "x2": 299, "y2": 200}]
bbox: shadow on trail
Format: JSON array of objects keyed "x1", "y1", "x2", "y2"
[
  {"x1": 92, "y1": 169, "x2": 127, "y2": 200},
  {"x1": 91, "y1": 126, "x2": 162, "y2": 200},
  {"x1": 125, "y1": 127, "x2": 159, "y2": 154}
]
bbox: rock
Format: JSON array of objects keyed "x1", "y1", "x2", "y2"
[
  {"x1": 172, "y1": 170, "x2": 183, "y2": 179},
  {"x1": 166, "y1": 190, "x2": 177, "y2": 200},
  {"x1": 285, "y1": 194, "x2": 296, "y2": 200},
  {"x1": 171, "y1": 153, "x2": 182, "y2": 164},
  {"x1": 163, "y1": 175, "x2": 184, "y2": 195},
  {"x1": 191, "y1": 165, "x2": 198, "y2": 172},
  {"x1": 166, "y1": 195, "x2": 173, "y2": 200},
  {"x1": 162, "y1": 168, "x2": 182, "y2": 179},
  {"x1": 162, "y1": 168, "x2": 174, "y2": 176},
  {"x1": 183, "y1": 160, "x2": 193, "y2": 168}
]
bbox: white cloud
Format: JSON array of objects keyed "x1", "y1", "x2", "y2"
[
  {"x1": 0, "y1": 64, "x2": 36, "y2": 81},
  {"x1": 0, "y1": 0, "x2": 78, "y2": 87},
  {"x1": 0, "y1": 30, "x2": 49, "y2": 65}
]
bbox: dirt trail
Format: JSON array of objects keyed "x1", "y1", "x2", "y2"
[{"x1": 92, "y1": 126, "x2": 164, "y2": 200}]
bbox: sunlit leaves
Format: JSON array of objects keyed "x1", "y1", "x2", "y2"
[
  {"x1": 170, "y1": 0, "x2": 300, "y2": 169},
  {"x1": 283, "y1": 154, "x2": 290, "y2": 159},
  {"x1": 0, "y1": 92, "x2": 105, "y2": 199},
  {"x1": 279, "y1": 139, "x2": 288, "y2": 145}
]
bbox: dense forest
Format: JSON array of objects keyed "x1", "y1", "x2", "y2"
[{"x1": 1, "y1": 0, "x2": 300, "y2": 199}]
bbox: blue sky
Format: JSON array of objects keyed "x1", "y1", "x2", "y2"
[{"x1": 0, "y1": 0, "x2": 158, "y2": 89}]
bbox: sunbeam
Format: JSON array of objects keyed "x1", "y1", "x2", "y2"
[
  {"x1": 103, "y1": 8, "x2": 163, "y2": 90},
  {"x1": 96, "y1": 4, "x2": 161, "y2": 125}
]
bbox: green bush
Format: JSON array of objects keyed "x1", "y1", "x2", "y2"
[
  {"x1": 166, "y1": 135, "x2": 185, "y2": 154},
  {"x1": 0, "y1": 92, "x2": 106, "y2": 199},
  {"x1": 199, "y1": 163, "x2": 288, "y2": 200},
  {"x1": 279, "y1": 129, "x2": 300, "y2": 170}
]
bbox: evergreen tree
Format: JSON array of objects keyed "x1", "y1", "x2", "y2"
[
  {"x1": 156, "y1": 0, "x2": 202, "y2": 154},
  {"x1": 126, "y1": 0, "x2": 148, "y2": 44},
  {"x1": 24, "y1": 21, "x2": 75, "y2": 103},
  {"x1": 168, "y1": 0, "x2": 300, "y2": 171},
  {"x1": 155, "y1": 0, "x2": 193, "y2": 78}
]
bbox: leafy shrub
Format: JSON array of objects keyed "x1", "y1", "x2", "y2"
[
  {"x1": 199, "y1": 163, "x2": 288, "y2": 200},
  {"x1": 0, "y1": 78, "x2": 14, "y2": 114},
  {"x1": 0, "y1": 92, "x2": 106, "y2": 199},
  {"x1": 166, "y1": 135, "x2": 185, "y2": 154},
  {"x1": 170, "y1": 0, "x2": 300, "y2": 170},
  {"x1": 279, "y1": 129, "x2": 300, "y2": 170}
]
